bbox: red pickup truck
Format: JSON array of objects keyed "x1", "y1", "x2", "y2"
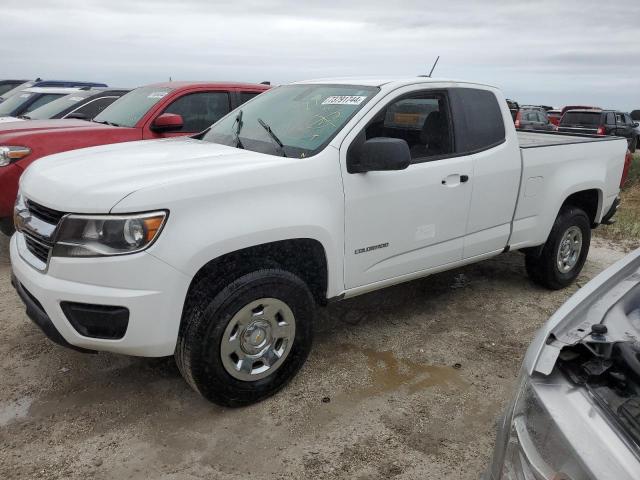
[{"x1": 0, "y1": 81, "x2": 269, "y2": 234}]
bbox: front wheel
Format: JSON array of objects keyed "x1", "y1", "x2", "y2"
[
  {"x1": 525, "y1": 206, "x2": 591, "y2": 290},
  {"x1": 175, "y1": 269, "x2": 314, "y2": 407}
]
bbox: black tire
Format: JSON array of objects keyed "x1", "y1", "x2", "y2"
[
  {"x1": 631, "y1": 136, "x2": 638, "y2": 154},
  {"x1": 525, "y1": 206, "x2": 591, "y2": 290},
  {"x1": 175, "y1": 269, "x2": 314, "y2": 407}
]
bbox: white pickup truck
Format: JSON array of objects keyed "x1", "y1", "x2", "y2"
[{"x1": 10, "y1": 77, "x2": 628, "y2": 406}]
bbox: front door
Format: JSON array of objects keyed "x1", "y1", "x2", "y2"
[{"x1": 341, "y1": 88, "x2": 473, "y2": 289}]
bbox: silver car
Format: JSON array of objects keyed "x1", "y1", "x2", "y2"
[{"x1": 485, "y1": 248, "x2": 640, "y2": 479}]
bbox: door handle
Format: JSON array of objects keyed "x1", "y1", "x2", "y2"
[{"x1": 441, "y1": 174, "x2": 469, "y2": 185}]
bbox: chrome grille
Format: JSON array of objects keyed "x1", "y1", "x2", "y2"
[
  {"x1": 26, "y1": 200, "x2": 66, "y2": 224},
  {"x1": 24, "y1": 234, "x2": 53, "y2": 264},
  {"x1": 20, "y1": 200, "x2": 67, "y2": 268}
]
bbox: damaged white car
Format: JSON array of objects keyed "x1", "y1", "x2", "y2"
[{"x1": 485, "y1": 248, "x2": 640, "y2": 479}]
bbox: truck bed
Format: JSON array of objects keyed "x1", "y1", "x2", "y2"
[{"x1": 517, "y1": 130, "x2": 620, "y2": 149}]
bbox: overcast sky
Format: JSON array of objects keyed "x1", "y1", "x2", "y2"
[{"x1": 3, "y1": 0, "x2": 639, "y2": 110}]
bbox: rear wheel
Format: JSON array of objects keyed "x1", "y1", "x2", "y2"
[
  {"x1": 525, "y1": 206, "x2": 591, "y2": 290},
  {"x1": 175, "y1": 269, "x2": 314, "y2": 407}
]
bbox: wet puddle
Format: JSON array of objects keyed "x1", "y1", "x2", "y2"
[{"x1": 337, "y1": 344, "x2": 466, "y2": 398}]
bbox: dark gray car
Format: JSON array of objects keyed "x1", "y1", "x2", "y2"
[{"x1": 515, "y1": 106, "x2": 555, "y2": 131}]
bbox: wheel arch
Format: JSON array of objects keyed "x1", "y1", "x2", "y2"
[
  {"x1": 182, "y1": 238, "x2": 330, "y2": 315},
  {"x1": 560, "y1": 188, "x2": 603, "y2": 227}
]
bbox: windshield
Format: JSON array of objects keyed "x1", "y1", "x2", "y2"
[
  {"x1": 26, "y1": 92, "x2": 92, "y2": 120},
  {"x1": 0, "y1": 82, "x2": 33, "y2": 101},
  {"x1": 0, "y1": 92, "x2": 36, "y2": 116},
  {"x1": 561, "y1": 112, "x2": 601, "y2": 126},
  {"x1": 203, "y1": 84, "x2": 379, "y2": 157},
  {"x1": 93, "y1": 86, "x2": 172, "y2": 128},
  {"x1": 0, "y1": 84, "x2": 20, "y2": 96}
]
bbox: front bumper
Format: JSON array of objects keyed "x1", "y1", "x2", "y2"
[{"x1": 10, "y1": 233, "x2": 191, "y2": 356}]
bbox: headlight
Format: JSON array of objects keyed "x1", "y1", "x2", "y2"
[
  {"x1": 0, "y1": 146, "x2": 31, "y2": 166},
  {"x1": 497, "y1": 377, "x2": 588, "y2": 480},
  {"x1": 52, "y1": 211, "x2": 167, "y2": 257}
]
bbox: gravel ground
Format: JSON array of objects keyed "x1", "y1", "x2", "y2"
[{"x1": 0, "y1": 234, "x2": 628, "y2": 479}]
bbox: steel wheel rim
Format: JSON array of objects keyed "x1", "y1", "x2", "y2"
[
  {"x1": 556, "y1": 226, "x2": 582, "y2": 273},
  {"x1": 221, "y1": 298, "x2": 296, "y2": 381}
]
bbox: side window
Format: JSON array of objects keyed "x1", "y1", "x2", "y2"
[
  {"x1": 449, "y1": 88, "x2": 505, "y2": 154},
  {"x1": 164, "y1": 92, "x2": 230, "y2": 132},
  {"x1": 605, "y1": 113, "x2": 616, "y2": 125},
  {"x1": 68, "y1": 97, "x2": 118, "y2": 120},
  {"x1": 239, "y1": 91, "x2": 261, "y2": 105},
  {"x1": 616, "y1": 113, "x2": 624, "y2": 124},
  {"x1": 624, "y1": 114, "x2": 633, "y2": 125},
  {"x1": 363, "y1": 92, "x2": 453, "y2": 162},
  {"x1": 538, "y1": 112, "x2": 548, "y2": 123}
]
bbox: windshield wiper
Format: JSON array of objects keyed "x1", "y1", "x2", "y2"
[
  {"x1": 232, "y1": 110, "x2": 244, "y2": 149},
  {"x1": 92, "y1": 119, "x2": 121, "y2": 127},
  {"x1": 257, "y1": 118, "x2": 286, "y2": 157},
  {"x1": 18, "y1": 115, "x2": 31, "y2": 120}
]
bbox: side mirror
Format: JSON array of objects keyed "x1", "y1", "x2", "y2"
[
  {"x1": 65, "y1": 112, "x2": 88, "y2": 120},
  {"x1": 151, "y1": 113, "x2": 184, "y2": 132},
  {"x1": 348, "y1": 137, "x2": 411, "y2": 174},
  {"x1": 634, "y1": 122, "x2": 639, "y2": 128}
]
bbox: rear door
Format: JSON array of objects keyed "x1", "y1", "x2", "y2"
[{"x1": 448, "y1": 88, "x2": 522, "y2": 258}]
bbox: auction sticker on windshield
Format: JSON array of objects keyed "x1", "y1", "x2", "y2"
[
  {"x1": 147, "y1": 92, "x2": 168, "y2": 99},
  {"x1": 322, "y1": 95, "x2": 367, "y2": 105}
]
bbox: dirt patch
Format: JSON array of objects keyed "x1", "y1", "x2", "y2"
[{"x1": 0, "y1": 234, "x2": 628, "y2": 479}]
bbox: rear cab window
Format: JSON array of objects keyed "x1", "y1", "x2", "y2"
[{"x1": 449, "y1": 88, "x2": 505, "y2": 154}]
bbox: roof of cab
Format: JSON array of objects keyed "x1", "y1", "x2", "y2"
[
  {"x1": 146, "y1": 81, "x2": 271, "y2": 90},
  {"x1": 292, "y1": 76, "x2": 497, "y2": 89}
]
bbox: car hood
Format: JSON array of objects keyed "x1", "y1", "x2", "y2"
[
  {"x1": 21, "y1": 137, "x2": 291, "y2": 213},
  {"x1": 525, "y1": 248, "x2": 640, "y2": 376},
  {"x1": 0, "y1": 118, "x2": 96, "y2": 135},
  {"x1": 0, "y1": 116, "x2": 24, "y2": 123}
]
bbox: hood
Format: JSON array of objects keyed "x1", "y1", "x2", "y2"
[
  {"x1": 526, "y1": 248, "x2": 640, "y2": 376},
  {"x1": 0, "y1": 116, "x2": 24, "y2": 123},
  {"x1": 20, "y1": 137, "x2": 290, "y2": 213},
  {"x1": 0, "y1": 118, "x2": 96, "y2": 135}
]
